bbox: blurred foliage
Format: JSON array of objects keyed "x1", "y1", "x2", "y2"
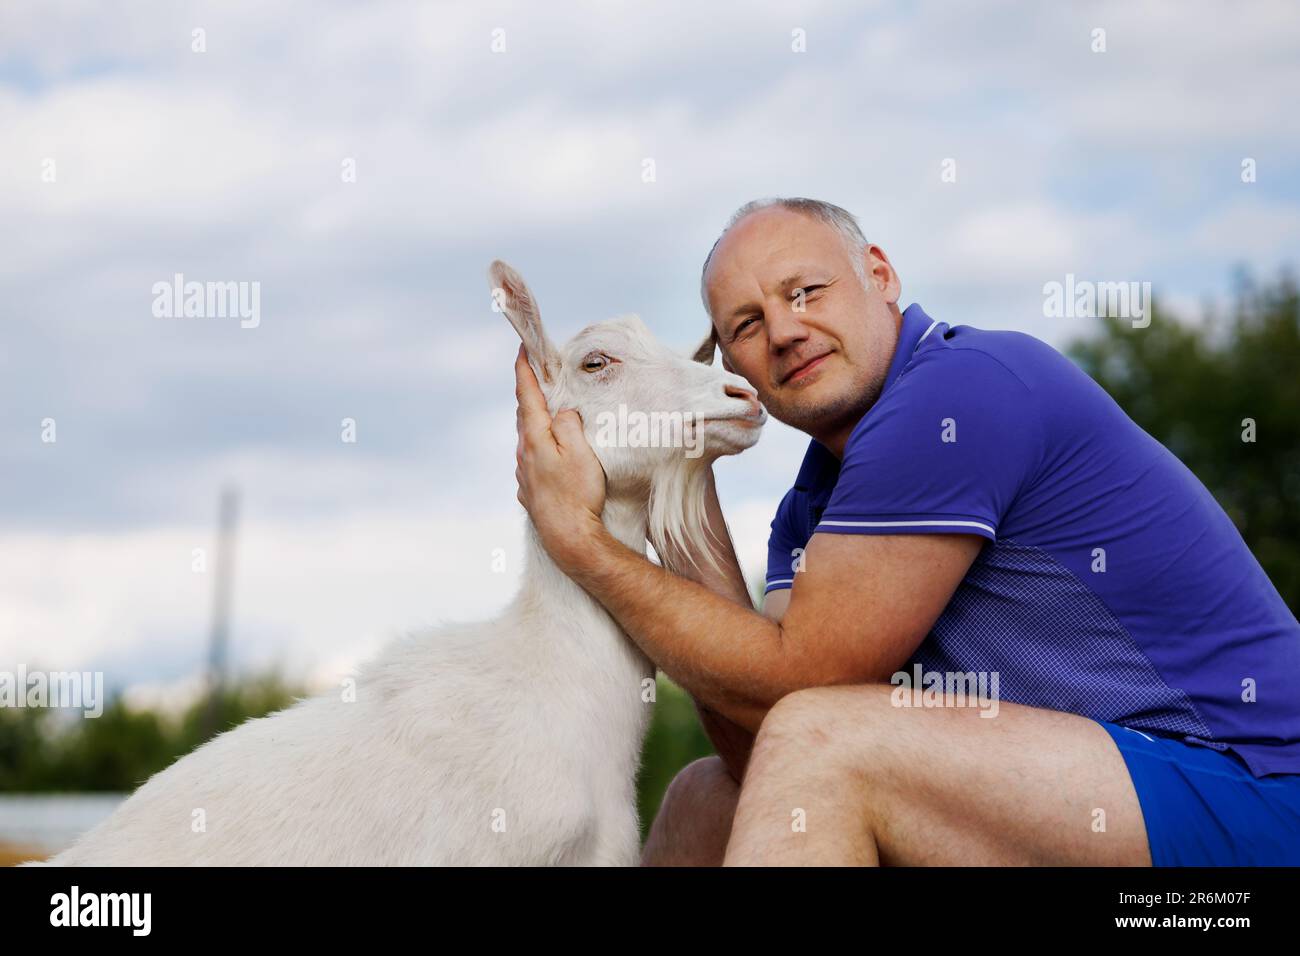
[
  {"x1": 2, "y1": 666, "x2": 713, "y2": 841},
  {"x1": 1068, "y1": 269, "x2": 1300, "y2": 611},
  {"x1": 0, "y1": 673, "x2": 304, "y2": 792},
  {"x1": 636, "y1": 674, "x2": 715, "y2": 836}
]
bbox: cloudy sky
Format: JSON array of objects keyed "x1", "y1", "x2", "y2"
[{"x1": 2, "y1": 0, "x2": 1297, "y2": 701}]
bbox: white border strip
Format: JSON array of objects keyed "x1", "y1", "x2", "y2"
[
  {"x1": 916, "y1": 318, "x2": 941, "y2": 344},
  {"x1": 765, "y1": 578, "x2": 794, "y2": 588},
  {"x1": 818, "y1": 518, "x2": 996, "y2": 535}
]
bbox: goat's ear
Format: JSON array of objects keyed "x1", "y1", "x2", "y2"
[
  {"x1": 691, "y1": 327, "x2": 717, "y2": 365},
  {"x1": 488, "y1": 259, "x2": 561, "y2": 385}
]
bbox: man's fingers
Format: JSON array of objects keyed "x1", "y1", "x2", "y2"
[
  {"x1": 514, "y1": 346, "x2": 552, "y2": 436},
  {"x1": 551, "y1": 408, "x2": 588, "y2": 450}
]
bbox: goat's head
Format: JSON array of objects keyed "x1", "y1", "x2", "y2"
[{"x1": 489, "y1": 259, "x2": 766, "y2": 568}]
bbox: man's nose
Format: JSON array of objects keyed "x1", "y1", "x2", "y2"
[{"x1": 764, "y1": 301, "x2": 810, "y2": 351}]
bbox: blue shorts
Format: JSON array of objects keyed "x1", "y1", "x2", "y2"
[{"x1": 1099, "y1": 720, "x2": 1300, "y2": 866}]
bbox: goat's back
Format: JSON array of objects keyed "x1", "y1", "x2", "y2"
[{"x1": 47, "y1": 607, "x2": 650, "y2": 865}]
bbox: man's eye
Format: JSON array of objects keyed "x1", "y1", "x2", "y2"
[
  {"x1": 794, "y1": 285, "x2": 824, "y2": 299},
  {"x1": 582, "y1": 353, "x2": 610, "y2": 372},
  {"x1": 734, "y1": 317, "x2": 759, "y2": 337}
]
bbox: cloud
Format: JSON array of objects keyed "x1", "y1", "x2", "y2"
[
  {"x1": 3, "y1": 0, "x2": 1296, "y2": 689},
  {"x1": 0, "y1": 501, "x2": 531, "y2": 682}
]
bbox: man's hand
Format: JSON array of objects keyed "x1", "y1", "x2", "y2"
[{"x1": 514, "y1": 346, "x2": 607, "y2": 566}]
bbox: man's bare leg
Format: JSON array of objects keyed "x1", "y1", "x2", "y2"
[
  {"x1": 642, "y1": 756, "x2": 740, "y2": 866},
  {"x1": 724, "y1": 684, "x2": 1152, "y2": 866}
]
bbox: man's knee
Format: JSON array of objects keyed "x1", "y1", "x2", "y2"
[
  {"x1": 641, "y1": 756, "x2": 740, "y2": 866},
  {"x1": 672, "y1": 754, "x2": 737, "y2": 795},
  {"x1": 749, "y1": 685, "x2": 895, "y2": 780},
  {"x1": 754, "y1": 687, "x2": 861, "y2": 752},
  {"x1": 657, "y1": 756, "x2": 740, "y2": 827}
]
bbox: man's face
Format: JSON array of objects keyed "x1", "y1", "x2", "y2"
[{"x1": 703, "y1": 207, "x2": 902, "y2": 445}]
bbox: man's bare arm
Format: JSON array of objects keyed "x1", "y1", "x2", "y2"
[
  {"x1": 560, "y1": 523, "x2": 982, "y2": 732},
  {"x1": 512, "y1": 348, "x2": 982, "y2": 733}
]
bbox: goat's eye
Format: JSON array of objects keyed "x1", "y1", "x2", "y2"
[{"x1": 581, "y1": 352, "x2": 610, "y2": 372}]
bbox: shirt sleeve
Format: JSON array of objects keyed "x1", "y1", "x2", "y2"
[
  {"x1": 817, "y1": 347, "x2": 1043, "y2": 542},
  {"x1": 764, "y1": 488, "x2": 810, "y2": 593}
]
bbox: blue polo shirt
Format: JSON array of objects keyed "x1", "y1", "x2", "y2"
[{"x1": 766, "y1": 303, "x2": 1300, "y2": 777}]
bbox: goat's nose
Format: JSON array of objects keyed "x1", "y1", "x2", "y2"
[
  {"x1": 724, "y1": 382, "x2": 761, "y2": 416},
  {"x1": 724, "y1": 383, "x2": 757, "y2": 403}
]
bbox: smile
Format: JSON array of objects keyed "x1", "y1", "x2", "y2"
[{"x1": 781, "y1": 352, "x2": 831, "y2": 384}]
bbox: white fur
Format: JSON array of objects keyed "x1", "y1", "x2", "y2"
[{"x1": 40, "y1": 262, "x2": 763, "y2": 866}]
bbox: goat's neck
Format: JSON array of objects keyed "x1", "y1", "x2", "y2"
[{"x1": 519, "y1": 494, "x2": 648, "y2": 622}]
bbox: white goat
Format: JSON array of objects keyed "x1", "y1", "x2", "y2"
[{"x1": 40, "y1": 261, "x2": 765, "y2": 866}]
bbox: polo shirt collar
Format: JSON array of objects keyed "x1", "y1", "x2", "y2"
[{"x1": 792, "y1": 302, "x2": 937, "y2": 493}]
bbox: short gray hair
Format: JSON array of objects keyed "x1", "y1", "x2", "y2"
[{"x1": 698, "y1": 197, "x2": 870, "y2": 323}]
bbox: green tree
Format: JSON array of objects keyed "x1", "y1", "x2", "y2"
[{"x1": 0, "y1": 671, "x2": 305, "y2": 792}]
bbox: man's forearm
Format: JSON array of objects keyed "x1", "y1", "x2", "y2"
[{"x1": 696, "y1": 701, "x2": 753, "y2": 781}]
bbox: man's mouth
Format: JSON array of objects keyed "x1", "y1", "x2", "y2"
[{"x1": 779, "y1": 351, "x2": 832, "y2": 384}]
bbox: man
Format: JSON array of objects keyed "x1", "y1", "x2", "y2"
[{"x1": 513, "y1": 197, "x2": 1300, "y2": 865}]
